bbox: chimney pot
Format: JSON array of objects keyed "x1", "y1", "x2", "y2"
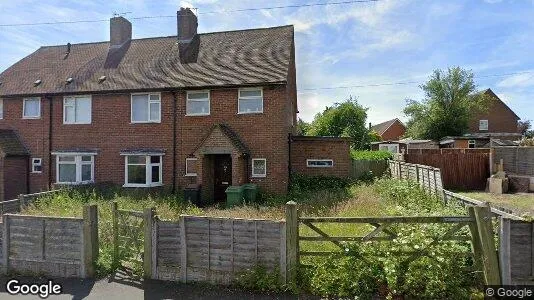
[
  {"x1": 110, "y1": 16, "x2": 132, "y2": 48},
  {"x1": 177, "y1": 7, "x2": 198, "y2": 43}
]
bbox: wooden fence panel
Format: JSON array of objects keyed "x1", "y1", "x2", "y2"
[
  {"x1": 499, "y1": 219, "x2": 534, "y2": 284},
  {"x1": 153, "y1": 216, "x2": 286, "y2": 285},
  {"x1": 404, "y1": 153, "x2": 489, "y2": 190},
  {"x1": 3, "y1": 214, "x2": 84, "y2": 278}
]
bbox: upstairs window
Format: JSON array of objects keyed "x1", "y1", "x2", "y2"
[
  {"x1": 23, "y1": 97, "x2": 41, "y2": 119},
  {"x1": 124, "y1": 155, "x2": 162, "y2": 187},
  {"x1": 64, "y1": 96, "x2": 91, "y2": 124},
  {"x1": 131, "y1": 93, "x2": 161, "y2": 123},
  {"x1": 0, "y1": 99, "x2": 3, "y2": 119},
  {"x1": 56, "y1": 154, "x2": 94, "y2": 184},
  {"x1": 238, "y1": 88, "x2": 263, "y2": 114},
  {"x1": 186, "y1": 91, "x2": 210, "y2": 116},
  {"x1": 479, "y1": 119, "x2": 488, "y2": 131},
  {"x1": 307, "y1": 159, "x2": 334, "y2": 168}
]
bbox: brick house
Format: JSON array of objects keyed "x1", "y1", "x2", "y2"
[
  {"x1": 370, "y1": 118, "x2": 406, "y2": 141},
  {"x1": 0, "y1": 8, "x2": 350, "y2": 202},
  {"x1": 440, "y1": 89, "x2": 521, "y2": 148}
]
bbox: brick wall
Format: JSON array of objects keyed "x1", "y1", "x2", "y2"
[
  {"x1": 290, "y1": 137, "x2": 351, "y2": 177},
  {"x1": 468, "y1": 93, "x2": 519, "y2": 134},
  {"x1": 380, "y1": 120, "x2": 406, "y2": 141}
]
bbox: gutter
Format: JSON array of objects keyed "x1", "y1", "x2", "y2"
[{"x1": 287, "y1": 133, "x2": 292, "y2": 191}]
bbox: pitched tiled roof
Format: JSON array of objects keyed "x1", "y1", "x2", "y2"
[
  {"x1": 0, "y1": 129, "x2": 29, "y2": 156},
  {"x1": 371, "y1": 118, "x2": 404, "y2": 135},
  {"x1": 0, "y1": 25, "x2": 294, "y2": 97}
]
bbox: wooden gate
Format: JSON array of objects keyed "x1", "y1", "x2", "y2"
[
  {"x1": 285, "y1": 202, "x2": 501, "y2": 286},
  {"x1": 112, "y1": 202, "x2": 154, "y2": 277}
]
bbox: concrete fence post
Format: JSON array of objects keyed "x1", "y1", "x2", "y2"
[
  {"x1": 499, "y1": 217, "x2": 511, "y2": 284},
  {"x1": 82, "y1": 204, "x2": 98, "y2": 278},
  {"x1": 143, "y1": 207, "x2": 155, "y2": 279},
  {"x1": 17, "y1": 194, "x2": 25, "y2": 212},
  {"x1": 285, "y1": 201, "x2": 298, "y2": 284}
]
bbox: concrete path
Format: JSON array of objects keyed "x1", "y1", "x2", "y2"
[{"x1": 0, "y1": 275, "x2": 313, "y2": 300}]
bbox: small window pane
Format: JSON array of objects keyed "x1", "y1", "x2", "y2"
[
  {"x1": 307, "y1": 160, "x2": 333, "y2": 167},
  {"x1": 149, "y1": 94, "x2": 160, "y2": 101},
  {"x1": 65, "y1": 106, "x2": 75, "y2": 123},
  {"x1": 64, "y1": 98, "x2": 75, "y2": 106},
  {"x1": 252, "y1": 159, "x2": 266, "y2": 176},
  {"x1": 58, "y1": 156, "x2": 75, "y2": 162},
  {"x1": 149, "y1": 102, "x2": 160, "y2": 121},
  {"x1": 24, "y1": 99, "x2": 40, "y2": 117},
  {"x1": 128, "y1": 156, "x2": 145, "y2": 164},
  {"x1": 128, "y1": 165, "x2": 146, "y2": 184},
  {"x1": 186, "y1": 159, "x2": 197, "y2": 175},
  {"x1": 75, "y1": 97, "x2": 91, "y2": 123},
  {"x1": 81, "y1": 164, "x2": 92, "y2": 181},
  {"x1": 240, "y1": 90, "x2": 262, "y2": 97},
  {"x1": 81, "y1": 156, "x2": 92, "y2": 162},
  {"x1": 239, "y1": 99, "x2": 262, "y2": 113},
  {"x1": 188, "y1": 92, "x2": 209, "y2": 100},
  {"x1": 187, "y1": 100, "x2": 209, "y2": 115},
  {"x1": 151, "y1": 165, "x2": 160, "y2": 183},
  {"x1": 59, "y1": 164, "x2": 76, "y2": 182},
  {"x1": 150, "y1": 156, "x2": 160, "y2": 164},
  {"x1": 132, "y1": 95, "x2": 148, "y2": 122}
]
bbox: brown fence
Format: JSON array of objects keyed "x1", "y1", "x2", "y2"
[
  {"x1": 404, "y1": 153, "x2": 490, "y2": 190},
  {"x1": 151, "y1": 215, "x2": 286, "y2": 284},
  {"x1": 408, "y1": 148, "x2": 491, "y2": 155},
  {"x1": 0, "y1": 205, "x2": 98, "y2": 278},
  {"x1": 350, "y1": 160, "x2": 388, "y2": 179}
]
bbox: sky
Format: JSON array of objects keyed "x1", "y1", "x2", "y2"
[{"x1": 0, "y1": 0, "x2": 533, "y2": 125}]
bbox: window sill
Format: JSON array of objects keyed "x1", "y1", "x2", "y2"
[
  {"x1": 63, "y1": 122, "x2": 92, "y2": 125},
  {"x1": 130, "y1": 121, "x2": 161, "y2": 124},
  {"x1": 31, "y1": 171, "x2": 42, "y2": 174},
  {"x1": 184, "y1": 174, "x2": 197, "y2": 177},
  {"x1": 237, "y1": 111, "x2": 263, "y2": 115},
  {"x1": 185, "y1": 113, "x2": 210, "y2": 117},
  {"x1": 251, "y1": 175, "x2": 266, "y2": 178},
  {"x1": 123, "y1": 183, "x2": 163, "y2": 188},
  {"x1": 22, "y1": 117, "x2": 41, "y2": 120},
  {"x1": 55, "y1": 181, "x2": 94, "y2": 185}
]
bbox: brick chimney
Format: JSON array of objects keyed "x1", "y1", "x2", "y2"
[
  {"x1": 177, "y1": 7, "x2": 198, "y2": 43},
  {"x1": 110, "y1": 16, "x2": 132, "y2": 48}
]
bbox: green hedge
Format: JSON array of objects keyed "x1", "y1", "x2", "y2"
[{"x1": 351, "y1": 150, "x2": 392, "y2": 160}]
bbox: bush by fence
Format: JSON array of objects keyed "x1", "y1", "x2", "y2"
[{"x1": 350, "y1": 160, "x2": 388, "y2": 180}]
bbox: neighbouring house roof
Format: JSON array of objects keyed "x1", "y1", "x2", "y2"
[
  {"x1": 371, "y1": 139, "x2": 433, "y2": 145},
  {"x1": 370, "y1": 118, "x2": 405, "y2": 135},
  {"x1": 484, "y1": 89, "x2": 520, "y2": 120},
  {"x1": 0, "y1": 129, "x2": 29, "y2": 156},
  {"x1": 440, "y1": 132, "x2": 522, "y2": 143},
  {"x1": 0, "y1": 25, "x2": 294, "y2": 97},
  {"x1": 483, "y1": 139, "x2": 518, "y2": 147}
]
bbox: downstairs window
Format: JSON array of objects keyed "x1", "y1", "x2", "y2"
[
  {"x1": 56, "y1": 154, "x2": 94, "y2": 184},
  {"x1": 124, "y1": 155, "x2": 163, "y2": 187}
]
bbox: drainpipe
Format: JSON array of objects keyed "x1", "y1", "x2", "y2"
[
  {"x1": 25, "y1": 155, "x2": 30, "y2": 194},
  {"x1": 287, "y1": 133, "x2": 292, "y2": 191},
  {"x1": 171, "y1": 91, "x2": 178, "y2": 194},
  {"x1": 47, "y1": 96, "x2": 53, "y2": 189}
]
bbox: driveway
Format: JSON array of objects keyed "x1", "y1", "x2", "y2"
[{"x1": 0, "y1": 275, "x2": 314, "y2": 300}]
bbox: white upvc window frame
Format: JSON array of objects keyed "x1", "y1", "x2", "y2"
[
  {"x1": 22, "y1": 97, "x2": 41, "y2": 119},
  {"x1": 186, "y1": 90, "x2": 210, "y2": 116},
  {"x1": 123, "y1": 154, "x2": 163, "y2": 187},
  {"x1": 238, "y1": 87, "x2": 263, "y2": 114},
  {"x1": 468, "y1": 140, "x2": 476, "y2": 148},
  {"x1": 63, "y1": 95, "x2": 92, "y2": 124},
  {"x1": 55, "y1": 154, "x2": 95, "y2": 185},
  {"x1": 185, "y1": 157, "x2": 198, "y2": 176},
  {"x1": 0, "y1": 98, "x2": 4, "y2": 119},
  {"x1": 31, "y1": 158, "x2": 42, "y2": 173},
  {"x1": 251, "y1": 158, "x2": 267, "y2": 178},
  {"x1": 479, "y1": 119, "x2": 489, "y2": 131},
  {"x1": 130, "y1": 92, "x2": 161, "y2": 123},
  {"x1": 307, "y1": 159, "x2": 334, "y2": 168}
]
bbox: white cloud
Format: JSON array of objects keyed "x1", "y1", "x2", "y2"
[{"x1": 496, "y1": 72, "x2": 534, "y2": 88}]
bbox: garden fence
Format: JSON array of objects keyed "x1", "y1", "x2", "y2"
[
  {"x1": 0, "y1": 190, "x2": 62, "y2": 214},
  {"x1": 493, "y1": 146, "x2": 534, "y2": 176},
  {"x1": 350, "y1": 159, "x2": 388, "y2": 179}
]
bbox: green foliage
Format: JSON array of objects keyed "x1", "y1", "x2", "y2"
[
  {"x1": 234, "y1": 266, "x2": 292, "y2": 293},
  {"x1": 519, "y1": 137, "x2": 534, "y2": 146},
  {"x1": 295, "y1": 118, "x2": 310, "y2": 135},
  {"x1": 290, "y1": 173, "x2": 352, "y2": 193},
  {"x1": 308, "y1": 97, "x2": 370, "y2": 149},
  {"x1": 518, "y1": 120, "x2": 531, "y2": 136},
  {"x1": 351, "y1": 150, "x2": 392, "y2": 160},
  {"x1": 368, "y1": 130, "x2": 382, "y2": 143},
  {"x1": 404, "y1": 67, "x2": 491, "y2": 140}
]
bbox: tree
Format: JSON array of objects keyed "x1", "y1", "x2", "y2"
[
  {"x1": 518, "y1": 120, "x2": 531, "y2": 136},
  {"x1": 404, "y1": 67, "x2": 491, "y2": 141},
  {"x1": 368, "y1": 130, "x2": 382, "y2": 143},
  {"x1": 308, "y1": 97, "x2": 370, "y2": 149},
  {"x1": 296, "y1": 118, "x2": 310, "y2": 135}
]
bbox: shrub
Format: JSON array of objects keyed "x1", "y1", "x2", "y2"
[
  {"x1": 351, "y1": 150, "x2": 393, "y2": 161},
  {"x1": 234, "y1": 266, "x2": 290, "y2": 293},
  {"x1": 290, "y1": 173, "x2": 352, "y2": 193}
]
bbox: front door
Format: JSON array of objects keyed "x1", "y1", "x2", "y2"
[{"x1": 214, "y1": 155, "x2": 232, "y2": 202}]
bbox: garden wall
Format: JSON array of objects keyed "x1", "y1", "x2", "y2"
[
  {"x1": 290, "y1": 136, "x2": 351, "y2": 177},
  {"x1": 152, "y1": 215, "x2": 286, "y2": 284}
]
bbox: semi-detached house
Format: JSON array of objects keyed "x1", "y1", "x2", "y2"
[{"x1": 0, "y1": 8, "x2": 350, "y2": 202}]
